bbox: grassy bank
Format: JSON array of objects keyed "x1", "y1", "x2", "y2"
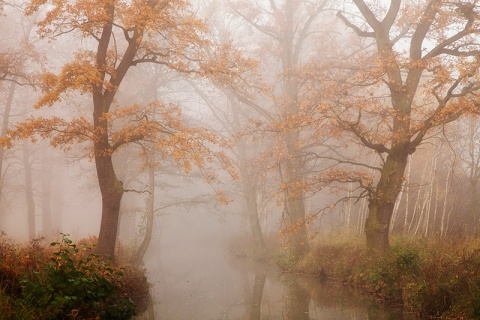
[
  {"x1": 275, "y1": 233, "x2": 480, "y2": 319},
  {"x1": 0, "y1": 233, "x2": 149, "y2": 320}
]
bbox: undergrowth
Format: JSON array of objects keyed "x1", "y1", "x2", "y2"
[
  {"x1": 277, "y1": 233, "x2": 480, "y2": 319},
  {"x1": 0, "y1": 233, "x2": 149, "y2": 320}
]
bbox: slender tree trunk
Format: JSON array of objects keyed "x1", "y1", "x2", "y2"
[
  {"x1": 403, "y1": 155, "x2": 412, "y2": 235},
  {"x1": 0, "y1": 82, "x2": 15, "y2": 199},
  {"x1": 441, "y1": 159, "x2": 453, "y2": 237},
  {"x1": 389, "y1": 177, "x2": 404, "y2": 234},
  {"x1": 54, "y1": 165, "x2": 64, "y2": 233},
  {"x1": 357, "y1": 193, "x2": 368, "y2": 235},
  {"x1": 468, "y1": 180, "x2": 479, "y2": 229},
  {"x1": 23, "y1": 141, "x2": 35, "y2": 240},
  {"x1": 415, "y1": 191, "x2": 428, "y2": 236},
  {"x1": 230, "y1": 92, "x2": 268, "y2": 259},
  {"x1": 245, "y1": 181, "x2": 267, "y2": 258},
  {"x1": 365, "y1": 152, "x2": 408, "y2": 252},
  {"x1": 423, "y1": 146, "x2": 439, "y2": 237},
  {"x1": 0, "y1": 13, "x2": 36, "y2": 201},
  {"x1": 238, "y1": 144, "x2": 267, "y2": 258},
  {"x1": 433, "y1": 183, "x2": 439, "y2": 234},
  {"x1": 41, "y1": 149, "x2": 53, "y2": 236},
  {"x1": 345, "y1": 181, "x2": 353, "y2": 231},
  {"x1": 135, "y1": 68, "x2": 162, "y2": 264},
  {"x1": 135, "y1": 165, "x2": 155, "y2": 265},
  {"x1": 409, "y1": 159, "x2": 429, "y2": 233}
]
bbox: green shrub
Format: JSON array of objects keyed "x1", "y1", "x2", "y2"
[{"x1": 20, "y1": 235, "x2": 136, "y2": 320}]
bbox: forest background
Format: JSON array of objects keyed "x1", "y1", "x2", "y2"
[{"x1": 0, "y1": 0, "x2": 479, "y2": 263}]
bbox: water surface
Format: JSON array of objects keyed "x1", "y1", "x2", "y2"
[{"x1": 135, "y1": 224, "x2": 413, "y2": 319}]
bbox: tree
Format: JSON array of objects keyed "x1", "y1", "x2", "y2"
[
  {"x1": 453, "y1": 118, "x2": 480, "y2": 230},
  {"x1": 330, "y1": 0, "x2": 480, "y2": 251},
  {"x1": 22, "y1": 141, "x2": 35, "y2": 240},
  {"x1": 198, "y1": 85, "x2": 270, "y2": 259},
  {"x1": 10, "y1": 0, "x2": 241, "y2": 256},
  {"x1": 41, "y1": 147, "x2": 53, "y2": 236},
  {"x1": 0, "y1": 3, "x2": 38, "y2": 205},
  {"x1": 228, "y1": 0, "x2": 333, "y2": 257}
]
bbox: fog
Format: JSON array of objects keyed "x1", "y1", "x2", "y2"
[{"x1": 1, "y1": 0, "x2": 480, "y2": 318}]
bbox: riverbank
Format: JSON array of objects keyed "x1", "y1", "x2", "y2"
[
  {"x1": 0, "y1": 233, "x2": 149, "y2": 319},
  {"x1": 274, "y1": 233, "x2": 480, "y2": 319}
]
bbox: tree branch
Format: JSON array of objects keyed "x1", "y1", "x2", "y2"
[{"x1": 336, "y1": 11, "x2": 375, "y2": 38}]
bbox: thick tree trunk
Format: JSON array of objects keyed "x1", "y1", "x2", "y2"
[
  {"x1": 93, "y1": 99, "x2": 123, "y2": 257},
  {"x1": 92, "y1": 2, "x2": 122, "y2": 257},
  {"x1": 365, "y1": 152, "x2": 408, "y2": 252},
  {"x1": 285, "y1": 192, "x2": 309, "y2": 256},
  {"x1": 365, "y1": 202, "x2": 393, "y2": 251},
  {"x1": 95, "y1": 153, "x2": 123, "y2": 257},
  {"x1": 283, "y1": 132, "x2": 309, "y2": 257},
  {"x1": 278, "y1": 0, "x2": 309, "y2": 258}
]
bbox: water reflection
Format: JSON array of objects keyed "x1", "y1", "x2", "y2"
[
  {"x1": 282, "y1": 275, "x2": 310, "y2": 320},
  {"x1": 133, "y1": 215, "x2": 411, "y2": 320},
  {"x1": 136, "y1": 259, "x2": 411, "y2": 320},
  {"x1": 249, "y1": 271, "x2": 266, "y2": 320}
]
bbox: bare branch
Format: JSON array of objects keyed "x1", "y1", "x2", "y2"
[{"x1": 336, "y1": 11, "x2": 375, "y2": 38}]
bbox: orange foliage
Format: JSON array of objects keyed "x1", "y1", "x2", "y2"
[{"x1": 5, "y1": 0, "x2": 250, "y2": 188}]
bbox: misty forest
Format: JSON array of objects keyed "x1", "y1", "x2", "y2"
[{"x1": 4, "y1": 0, "x2": 480, "y2": 319}]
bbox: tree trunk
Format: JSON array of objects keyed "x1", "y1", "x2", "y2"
[
  {"x1": 345, "y1": 181, "x2": 354, "y2": 231},
  {"x1": 135, "y1": 165, "x2": 155, "y2": 265},
  {"x1": 41, "y1": 149, "x2": 53, "y2": 236},
  {"x1": 441, "y1": 158, "x2": 454, "y2": 237},
  {"x1": 93, "y1": 97, "x2": 123, "y2": 256},
  {"x1": 285, "y1": 191, "x2": 309, "y2": 256},
  {"x1": 389, "y1": 177, "x2": 404, "y2": 233},
  {"x1": 0, "y1": 82, "x2": 15, "y2": 199},
  {"x1": 245, "y1": 181, "x2": 267, "y2": 259},
  {"x1": 365, "y1": 152, "x2": 408, "y2": 252},
  {"x1": 408, "y1": 159, "x2": 429, "y2": 233},
  {"x1": 282, "y1": 132, "x2": 309, "y2": 257},
  {"x1": 279, "y1": 0, "x2": 309, "y2": 258},
  {"x1": 95, "y1": 154, "x2": 123, "y2": 256},
  {"x1": 93, "y1": 2, "x2": 123, "y2": 257},
  {"x1": 54, "y1": 165, "x2": 64, "y2": 233},
  {"x1": 403, "y1": 155, "x2": 412, "y2": 235},
  {"x1": 23, "y1": 141, "x2": 35, "y2": 240},
  {"x1": 230, "y1": 92, "x2": 268, "y2": 259}
]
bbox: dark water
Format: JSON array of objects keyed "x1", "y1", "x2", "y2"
[{"x1": 135, "y1": 239, "x2": 413, "y2": 319}]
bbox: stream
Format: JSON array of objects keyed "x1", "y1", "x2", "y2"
[{"x1": 133, "y1": 217, "x2": 415, "y2": 320}]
